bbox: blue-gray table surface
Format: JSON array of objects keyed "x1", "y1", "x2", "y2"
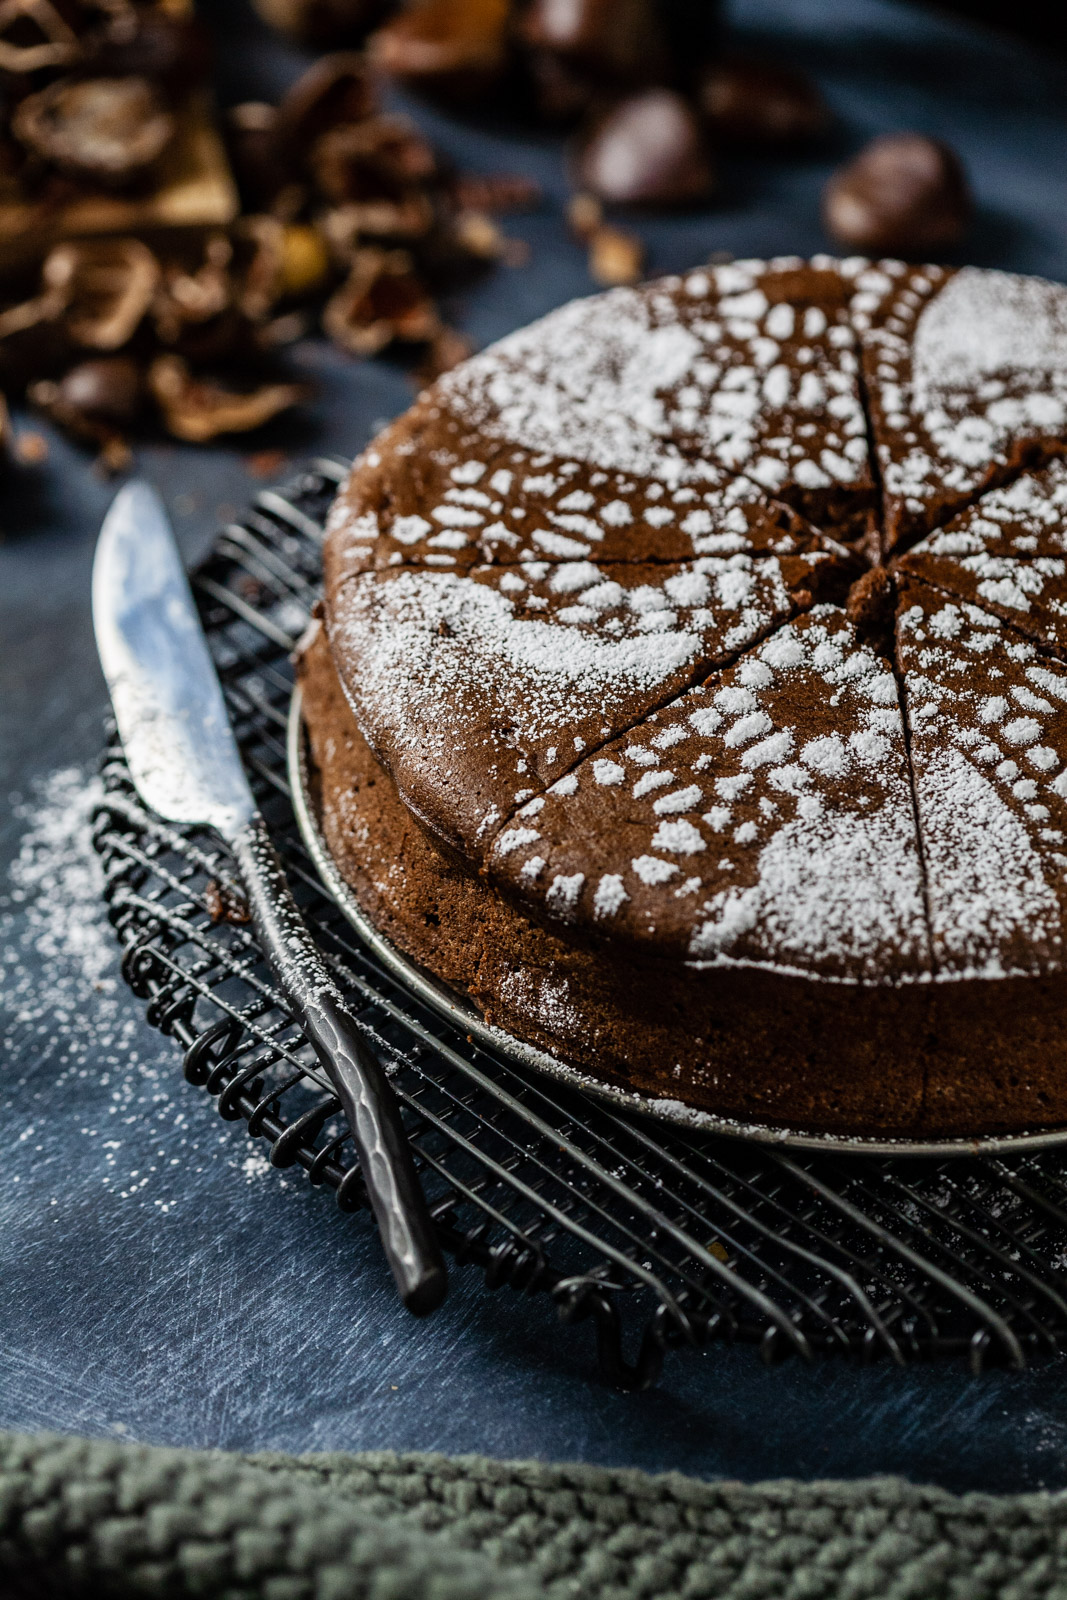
[{"x1": 4, "y1": 0, "x2": 1067, "y2": 1493}]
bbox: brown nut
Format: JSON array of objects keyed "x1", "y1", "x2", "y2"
[
  {"x1": 0, "y1": 0, "x2": 79, "y2": 76},
  {"x1": 588, "y1": 223, "x2": 644, "y2": 286},
  {"x1": 13, "y1": 76, "x2": 175, "y2": 188},
  {"x1": 29, "y1": 357, "x2": 144, "y2": 442},
  {"x1": 275, "y1": 52, "x2": 377, "y2": 153},
  {"x1": 148, "y1": 355, "x2": 309, "y2": 442},
  {"x1": 43, "y1": 238, "x2": 160, "y2": 350},
  {"x1": 822, "y1": 133, "x2": 971, "y2": 256},
  {"x1": 323, "y1": 247, "x2": 439, "y2": 356},
  {"x1": 574, "y1": 90, "x2": 715, "y2": 207},
  {"x1": 250, "y1": 0, "x2": 392, "y2": 46},
  {"x1": 369, "y1": 0, "x2": 511, "y2": 102},
  {"x1": 519, "y1": 0, "x2": 667, "y2": 87},
  {"x1": 700, "y1": 58, "x2": 831, "y2": 149},
  {"x1": 310, "y1": 113, "x2": 437, "y2": 203}
]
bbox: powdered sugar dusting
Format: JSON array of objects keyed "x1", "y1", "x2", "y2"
[
  {"x1": 489, "y1": 606, "x2": 929, "y2": 981},
  {"x1": 861, "y1": 264, "x2": 1067, "y2": 538},
  {"x1": 324, "y1": 257, "x2": 1067, "y2": 989},
  {"x1": 440, "y1": 262, "x2": 869, "y2": 504},
  {"x1": 897, "y1": 587, "x2": 1067, "y2": 976}
]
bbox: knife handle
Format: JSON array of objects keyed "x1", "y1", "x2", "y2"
[{"x1": 229, "y1": 816, "x2": 447, "y2": 1316}]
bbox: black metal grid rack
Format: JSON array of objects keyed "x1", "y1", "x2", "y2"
[{"x1": 92, "y1": 460, "x2": 1067, "y2": 1388}]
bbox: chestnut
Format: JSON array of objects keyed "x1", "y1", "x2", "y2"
[
  {"x1": 823, "y1": 133, "x2": 971, "y2": 257},
  {"x1": 574, "y1": 89, "x2": 715, "y2": 207}
]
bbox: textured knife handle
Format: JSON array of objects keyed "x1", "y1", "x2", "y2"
[{"x1": 230, "y1": 816, "x2": 447, "y2": 1315}]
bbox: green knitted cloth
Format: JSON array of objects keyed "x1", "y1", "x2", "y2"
[{"x1": 1, "y1": 1430, "x2": 1065, "y2": 1599}]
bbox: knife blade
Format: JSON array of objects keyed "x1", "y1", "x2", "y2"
[{"x1": 93, "y1": 481, "x2": 447, "y2": 1315}]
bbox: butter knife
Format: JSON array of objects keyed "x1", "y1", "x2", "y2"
[{"x1": 92, "y1": 480, "x2": 447, "y2": 1315}]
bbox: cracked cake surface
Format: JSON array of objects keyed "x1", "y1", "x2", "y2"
[{"x1": 305, "y1": 254, "x2": 1067, "y2": 1136}]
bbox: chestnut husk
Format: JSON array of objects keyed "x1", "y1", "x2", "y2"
[
  {"x1": 310, "y1": 113, "x2": 437, "y2": 203},
  {"x1": 12, "y1": 75, "x2": 175, "y2": 188},
  {"x1": 319, "y1": 192, "x2": 436, "y2": 255},
  {"x1": 368, "y1": 0, "x2": 512, "y2": 103},
  {"x1": 151, "y1": 235, "x2": 258, "y2": 366},
  {"x1": 148, "y1": 354, "x2": 309, "y2": 442},
  {"x1": 250, "y1": 0, "x2": 393, "y2": 48},
  {"x1": 274, "y1": 52, "x2": 377, "y2": 154},
  {"x1": 44, "y1": 238, "x2": 160, "y2": 350},
  {"x1": 0, "y1": 0, "x2": 80, "y2": 78},
  {"x1": 322, "y1": 246, "x2": 439, "y2": 355}
]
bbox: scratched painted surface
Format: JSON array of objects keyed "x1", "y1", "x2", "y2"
[{"x1": 3, "y1": 0, "x2": 1067, "y2": 1492}]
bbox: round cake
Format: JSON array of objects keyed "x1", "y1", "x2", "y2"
[{"x1": 301, "y1": 254, "x2": 1067, "y2": 1138}]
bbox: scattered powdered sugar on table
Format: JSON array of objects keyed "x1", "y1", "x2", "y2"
[{"x1": 1, "y1": 766, "x2": 284, "y2": 1212}]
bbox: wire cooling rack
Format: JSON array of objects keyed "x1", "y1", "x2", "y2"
[{"x1": 92, "y1": 459, "x2": 1067, "y2": 1387}]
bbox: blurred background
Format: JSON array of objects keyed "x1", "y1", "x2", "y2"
[{"x1": 0, "y1": 0, "x2": 1064, "y2": 482}]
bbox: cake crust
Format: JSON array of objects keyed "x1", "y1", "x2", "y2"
[
  {"x1": 311, "y1": 254, "x2": 1067, "y2": 1137},
  {"x1": 299, "y1": 622, "x2": 1067, "y2": 1137}
]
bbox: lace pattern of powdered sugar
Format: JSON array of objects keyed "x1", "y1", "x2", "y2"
[
  {"x1": 358, "y1": 446, "x2": 817, "y2": 571},
  {"x1": 898, "y1": 593, "x2": 1067, "y2": 977},
  {"x1": 487, "y1": 606, "x2": 927, "y2": 979},
  {"x1": 440, "y1": 259, "x2": 869, "y2": 496},
  {"x1": 901, "y1": 463, "x2": 1067, "y2": 644},
  {"x1": 331, "y1": 553, "x2": 802, "y2": 845},
  {"x1": 860, "y1": 264, "x2": 1067, "y2": 517},
  {"x1": 329, "y1": 257, "x2": 1067, "y2": 982},
  {"x1": 913, "y1": 462, "x2": 1067, "y2": 560}
]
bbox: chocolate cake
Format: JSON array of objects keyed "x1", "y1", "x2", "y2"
[{"x1": 302, "y1": 255, "x2": 1067, "y2": 1138}]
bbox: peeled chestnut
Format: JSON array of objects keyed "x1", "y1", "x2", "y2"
[
  {"x1": 822, "y1": 133, "x2": 971, "y2": 256},
  {"x1": 574, "y1": 89, "x2": 715, "y2": 207},
  {"x1": 700, "y1": 58, "x2": 831, "y2": 149}
]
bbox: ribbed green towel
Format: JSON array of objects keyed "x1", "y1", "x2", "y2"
[{"x1": 1, "y1": 1430, "x2": 1066, "y2": 1598}]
